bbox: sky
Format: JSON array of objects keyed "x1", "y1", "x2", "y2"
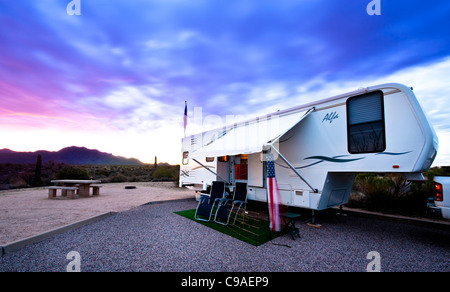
[{"x1": 0, "y1": 0, "x2": 450, "y2": 165}]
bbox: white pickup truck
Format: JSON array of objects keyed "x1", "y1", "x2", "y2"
[{"x1": 427, "y1": 176, "x2": 450, "y2": 220}]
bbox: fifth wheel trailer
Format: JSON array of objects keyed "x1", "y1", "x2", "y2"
[{"x1": 180, "y1": 83, "x2": 438, "y2": 211}]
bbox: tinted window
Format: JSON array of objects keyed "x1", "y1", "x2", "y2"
[{"x1": 347, "y1": 91, "x2": 386, "y2": 154}]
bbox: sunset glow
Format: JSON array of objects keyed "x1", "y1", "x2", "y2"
[{"x1": 1, "y1": 1, "x2": 450, "y2": 165}]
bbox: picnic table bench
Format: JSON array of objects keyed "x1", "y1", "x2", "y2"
[
  {"x1": 91, "y1": 185, "x2": 102, "y2": 196},
  {"x1": 45, "y1": 186, "x2": 79, "y2": 199},
  {"x1": 47, "y1": 179, "x2": 102, "y2": 199}
]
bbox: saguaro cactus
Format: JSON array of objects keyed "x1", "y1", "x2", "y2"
[{"x1": 34, "y1": 154, "x2": 42, "y2": 186}]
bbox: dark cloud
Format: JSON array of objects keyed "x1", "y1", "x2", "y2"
[{"x1": 1, "y1": 0, "x2": 450, "y2": 127}]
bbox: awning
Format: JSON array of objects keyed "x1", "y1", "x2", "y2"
[{"x1": 188, "y1": 107, "x2": 314, "y2": 159}]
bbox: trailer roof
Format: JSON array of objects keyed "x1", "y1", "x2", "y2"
[{"x1": 187, "y1": 83, "x2": 415, "y2": 159}]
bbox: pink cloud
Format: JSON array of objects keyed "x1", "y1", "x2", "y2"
[{"x1": 0, "y1": 80, "x2": 103, "y2": 132}]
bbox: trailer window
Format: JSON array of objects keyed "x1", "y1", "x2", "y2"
[
  {"x1": 347, "y1": 91, "x2": 385, "y2": 154},
  {"x1": 182, "y1": 151, "x2": 189, "y2": 165}
]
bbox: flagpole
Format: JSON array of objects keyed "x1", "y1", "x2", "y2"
[
  {"x1": 183, "y1": 101, "x2": 187, "y2": 137},
  {"x1": 263, "y1": 147, "x2": 272, "y2": 241},
  {"x1": 264, "y1": 146, "x2": 291, "y2": 247},
  {"x1": 264, "y1": 147, "x2": 279, "y2": 231}
]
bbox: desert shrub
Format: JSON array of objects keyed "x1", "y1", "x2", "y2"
[
  {"x1": 55, "y1": 166, "x2": 90, "y2": 180},
  {"x1": 352, "y1": 173, "x2": 394, "y2": 211},
  {"x1": 94, "y1": 167, "x2": 111, "y2": 177},
  {"x1": 108, "y1": 173, "x2": 128, "y2": 183},
  {"x1": 349, "y1": 171, "x2": 440, "y2": 216},
  {"x1": 152, "y1": 166, "x2": 175, "y2": 180}
]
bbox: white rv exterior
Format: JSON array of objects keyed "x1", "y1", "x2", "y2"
[{"x1": 180, "y1": 83, "x2": 438, "y2": 211}]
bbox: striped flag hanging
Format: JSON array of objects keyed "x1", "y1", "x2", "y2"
[
  {"x1": 267, "y1": 156, "x2": 282, "y2": 232},
  {"x1": 183, "y1": 101, "x2": 187, "y2": 137}
]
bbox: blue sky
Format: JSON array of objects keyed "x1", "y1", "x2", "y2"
[{"x1": 0, "y1": 0, "x2": 450, "y2": 165}]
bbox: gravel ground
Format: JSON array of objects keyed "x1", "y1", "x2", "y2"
[
  {"x1": 0, "y1": 182, "x2": 194, "y2": 245},
  {"x1": 1, "y1": 199, "x2": 449, "y2": 272}
]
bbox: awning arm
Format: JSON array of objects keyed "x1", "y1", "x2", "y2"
[
  {"x1": 269, "y1": 145, "x2": 318, "y2": 193},
  {"x1": 192, "y1": 158, "x2": 230, "y2": 184}
]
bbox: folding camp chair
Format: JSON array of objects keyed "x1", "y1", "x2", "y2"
[
  {"x1": 214, "y1": 182, "x2": 248, "y2": 225},
  {"x1": 194, "y1": 181, "x2": 225, "y2": 222}
]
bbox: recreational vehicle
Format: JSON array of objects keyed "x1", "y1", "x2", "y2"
[{"x1": 180, "y1": 83, "x2": 438, "y2": 211}]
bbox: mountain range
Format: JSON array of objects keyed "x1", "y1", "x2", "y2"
[{"x1": 0, "y1": 146, "x2": 144, "y2": 165}]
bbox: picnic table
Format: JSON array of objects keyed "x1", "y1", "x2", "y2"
[{"x1": 47, "y1": 179, "x2": 102, "y2": 199}]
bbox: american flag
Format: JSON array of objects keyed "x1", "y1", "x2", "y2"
[
  {"x1": 183, "y1": 101, "x2": 187, "y2": 137},
  {"x1": 267, "y1": 159, "x2": 282, "y2": 232}
]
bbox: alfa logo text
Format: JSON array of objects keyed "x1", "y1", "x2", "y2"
[{"x1": 322, "y1": 112, "x2": 339, "y2": 124}]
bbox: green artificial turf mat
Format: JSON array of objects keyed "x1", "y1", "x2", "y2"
[{"x1": 174, "y1": 209, "x2": 286, "y2": 246}]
